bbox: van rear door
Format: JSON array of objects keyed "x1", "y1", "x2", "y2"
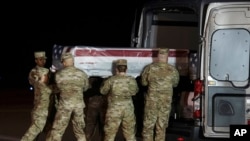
[{"x1": 201, "y1": 2, "x2": 250, "y2": 138}]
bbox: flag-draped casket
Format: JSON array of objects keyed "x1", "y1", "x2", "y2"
[{"x1": 52, "y1": 45, "x2": 190, "y2": 78}]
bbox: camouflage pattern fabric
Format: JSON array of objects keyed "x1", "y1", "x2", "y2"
[
  {"x1": 141, "y1": 62, "x2": 179, "y2": 141},
  {"x1": 46, "y1": 66, "x2": 89, "y2": 141},
  {"x1": 28, "y1": 66, "x2": 43, "y2": 86},
  {"x1": 100, "y1": 75, "x2": 138, "y2": 141},
  {"x1": 21, "y1": 67, "x2": 52, "y2": 141}
]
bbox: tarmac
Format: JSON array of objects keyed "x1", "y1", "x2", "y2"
[
  {"x1": 0, "y1": 88, "x2": 195, "y2": 141},
  {"x1": 0, "y1": 88, "x2": 143, "y2": 141}
]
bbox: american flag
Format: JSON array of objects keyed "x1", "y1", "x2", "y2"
[
  {"x1": 52, "y1": 45, "x2": 72, "y2": 60},
  {"x1": 52, "y1": 45, "x2": 73, "y2": 70}
]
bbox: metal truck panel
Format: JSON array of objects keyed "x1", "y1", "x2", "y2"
[{"x1": 201, "y1": 2, "x2": 250, "y2": 138}]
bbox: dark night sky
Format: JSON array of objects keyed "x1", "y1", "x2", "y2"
[{"x1": 1, "y1": 1, "x2": 147, "y2": 89}]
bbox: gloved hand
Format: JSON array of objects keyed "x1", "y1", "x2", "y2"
[{"x1": 50, "y1": 65, "x2": 57, "y2": 73}]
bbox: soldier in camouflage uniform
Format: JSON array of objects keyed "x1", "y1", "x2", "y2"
[
  {"x1": 100, "y1": 59, "x2": 139, "y2": 141},
  {"x1": 46, "y1": 52, "x2": 89, "y2": 141},
  {"x1": 141, "y1": 48, "x2": 179, "y2": 141},
  {"x1": 21, "y1": 51, "x2": 52, "y2": 141}
]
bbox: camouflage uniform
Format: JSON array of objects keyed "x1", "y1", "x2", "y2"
[
  {"x1": 46, "y1": 53, "x2": 89, "y2": 141},
  {"x1": 21, "y1": 52, "x2": 52, "y2": 141},
  {"x1": 141, "y1": 48, "x2": 179, "y2": 141},
  {"x1": 100, "y1": 59, "x2": 139, "y2": 141}
]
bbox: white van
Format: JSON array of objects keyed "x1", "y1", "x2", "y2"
[
  {"x1": 199, "y1": 1, "x2": 250, "y2": 139},
  {"x1": 132, "y1": 0, "x2": 250, "y2": 140}
]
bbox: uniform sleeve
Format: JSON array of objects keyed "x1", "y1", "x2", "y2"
[
  {"x1": 172, "y1": 66, "x2": 180, "y2": 87},
  {"x1": 39, "y1": 73, "x2": 49, "y2": 84},
  {"x1": 55, "y1": 71, "x2": 63, "y2": 89},
  {"x1": 129, "y1": 77, "x2": 139, "y2": 96},
  {"x1": 82, "y1": 72, "x2": 89, "y2": 92},
  {"x1": 28, "y1": 68, "x2": 39, "y2": 86},
  {"x1": 141, "y1": 65, "x2": 150, "y2": 86},
  {"x1": 38, "y1": 68, "x2": 49, "y2": 84},
  {"x1": 100, "y1": 78, "x2": 111, "y2": 95}
]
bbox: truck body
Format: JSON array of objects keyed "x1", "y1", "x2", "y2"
[
  {"x1": 131, "y1": 0, "x2": 250, "y2": 140},
  {"x1": 199, "y1": 1, "x2": 250, "y2": 139},
  {"x1": 52, "y1": 0, "x2": 250, "y2": 140}
]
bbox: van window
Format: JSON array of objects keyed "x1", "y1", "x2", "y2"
[{"x1": 210, "y1": 29, "x2": 250, "y2": 81}]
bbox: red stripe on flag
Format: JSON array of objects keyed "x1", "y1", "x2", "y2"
[{"x1": 74, "y1": 49, "x2": 188, "y2": 57}]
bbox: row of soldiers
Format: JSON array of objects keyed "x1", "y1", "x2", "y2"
[{"x1": 21, "y1": 48, "x2": 179, "y2": 141}]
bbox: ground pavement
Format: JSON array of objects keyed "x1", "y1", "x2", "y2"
[{"x1": 0, "y1": 88, "x2": 144, "y2": 141}]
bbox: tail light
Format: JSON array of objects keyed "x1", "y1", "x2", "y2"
[
  {"x1": 193, "y1": 79, "x2": 203, "y2": 119},
  {"x1": 194, "y1": 79, "x2": 202, "y2": 97},
  {"x1": 177, "y1": 137, "x2": 185, "y2": 141}
]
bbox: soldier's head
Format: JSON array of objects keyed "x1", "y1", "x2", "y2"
[
  {"x1": 116, "y1": 59, "x2": 127, "y2": 73},
  {"x1": 157, "y1": 48, "x2": 169, "y2": 63},
  {"x1": 34, "y1": 51, "x2": 47, "y2": 67},
  {"x1": 61, "y1": 53, "x2": 74, "y2": 67}
]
